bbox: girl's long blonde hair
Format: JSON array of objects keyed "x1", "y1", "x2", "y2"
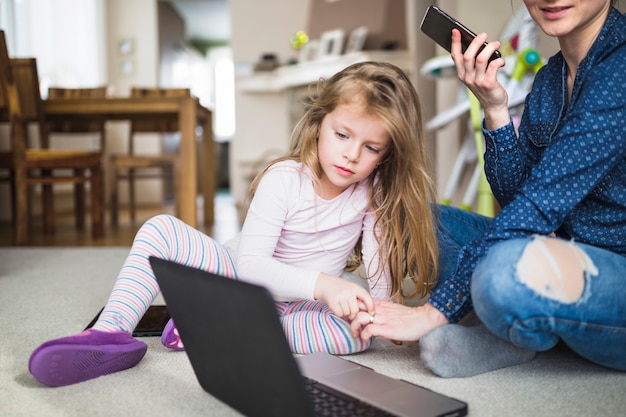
[{"x1": 248, "y1": 61, "x2": 439, "y2": 301}]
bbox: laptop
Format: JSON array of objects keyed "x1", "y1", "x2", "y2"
[{"x1": 149, "y1": 256, "x2": 468, "y2": 417}]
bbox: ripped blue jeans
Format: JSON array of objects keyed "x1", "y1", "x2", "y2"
[{"x1": 438, "y1": 205, "x2": 626, "y2": 371}]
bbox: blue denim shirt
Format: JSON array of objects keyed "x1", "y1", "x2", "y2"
[{"x1": 429, "y1": 9, "x2": 626, "y2": 323}]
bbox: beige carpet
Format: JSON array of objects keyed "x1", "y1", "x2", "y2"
[{"x1": 1, "y1": 248, "x2": 625, "y2": 417}]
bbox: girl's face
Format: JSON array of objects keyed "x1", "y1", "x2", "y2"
[
  {"x1": 315, "y1": 101, "x2": 390, "y2": 200},
  {"x1": 523, "y1": 0, "x2": 611, "y2": 40}
]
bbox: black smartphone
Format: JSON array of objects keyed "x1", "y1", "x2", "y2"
[
  {"x1": 420, "y1": 5, "x2": 502, "y2": 63},
  {"x1": 85, "y1": 305, "x2": 171, "y2": 337}
]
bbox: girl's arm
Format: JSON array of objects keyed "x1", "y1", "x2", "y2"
[
  {"x1": 237, "y1": 166, "x2": 319, "y2": 300},
  {"x1": 237, "y1": 164, "x2": 374, "y2": 318}
]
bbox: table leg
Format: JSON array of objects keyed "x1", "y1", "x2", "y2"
[
  {"x1": 177, "y1": 96, "x2": 197, "y2": 227},
  {"x1": 201, "y1": 112, "x2": 214, "y2": 226}
]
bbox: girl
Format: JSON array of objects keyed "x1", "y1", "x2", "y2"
[
  {"x1": 29, "y1": 61, "x2": 440, "y2": 386},
  {"x1": 352, "y1": 0, "x2": 626, "y2": 378}
]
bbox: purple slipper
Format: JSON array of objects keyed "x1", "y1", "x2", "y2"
[
  {"x1": 161, "y1": 318, "x2": 185, "y2": 351},
  {"x1": 29, "y1": 329, "x2": 147, "y2": 387}
]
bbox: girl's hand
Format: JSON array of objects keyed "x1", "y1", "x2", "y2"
[
  {"x1": 350, "y1": 299, "x2": 448, "y2": 342},
  {"x1": 450, "y1": 29, "x2": 510, "y2": 130},
  {"x1": 314, "y1": 273, "x2": 375, "y2": 320}
]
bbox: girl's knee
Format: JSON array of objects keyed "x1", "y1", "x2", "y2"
[
  {"x1": 143, "y1": 214, "x2": 180, "y2": 228},
  {"x1": 137, "y1": 214, "x2": 178, "y2": 235}
]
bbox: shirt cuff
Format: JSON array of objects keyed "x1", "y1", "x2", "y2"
[
  {"x1": 483, "y1": 119, "x2": 517, "y2": 152},
  {"x1": 427, "y1": 280, "x2": 472, "y2": 324}
]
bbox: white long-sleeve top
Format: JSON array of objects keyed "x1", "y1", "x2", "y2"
[{"x1": 236, "y1": 160, "x2": 390, "y2": 302}]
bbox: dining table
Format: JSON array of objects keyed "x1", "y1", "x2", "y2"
[{"x1": 43, "y1": 95, "x2": 215, "y2": 229}]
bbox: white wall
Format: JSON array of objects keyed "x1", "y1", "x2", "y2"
[
  {"x1": 228, "y1": 0, "x2": 310, "y2": 207},
  {"x1": 104, "y1": 0, "x2": 163, "y2": 206},
  {"x1": 106, "y1": 0, "x2": 159, "y2": 97}
]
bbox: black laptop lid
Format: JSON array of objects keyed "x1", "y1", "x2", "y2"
[{"x1": 149, "y1": 256, "x2": 315, "y2": 417}]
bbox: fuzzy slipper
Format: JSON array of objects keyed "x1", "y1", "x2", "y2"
[
  {"x1": 161, "y1": 318, "x2": 185, "y2": 351},
  {"x1": 29, "y1": 329, "x2": 147, "y2": 387}
]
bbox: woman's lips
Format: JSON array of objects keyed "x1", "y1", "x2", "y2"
[{"x1": 541, "y1": 6, "x2": 570, "y2": 20}]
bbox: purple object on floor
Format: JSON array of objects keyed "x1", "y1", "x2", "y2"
[
  {"x1": 161, "y1": 318, "x2": 185, "y2": 351},
  {"x1": 28, "y1": 329, "x2": 147, "y2": 387}
]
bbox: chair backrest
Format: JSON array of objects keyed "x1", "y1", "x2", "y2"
[
  {"x1": 131, "y1": 87, "x2": 190, "y2": 98},
  {"x1": 128, "y1": 87, "x2": 191, "y2": 154},
  {"x1": 9, "y1": 58, "x2": 49, "y2": 148},
  {"x1": 0, "y1": 30, "x2": 28, "y2": 168},
  {"x1": 130, "y1": 87, "x2": 190, "y2": 134},
  {"x1": 48, "y1": 86, "x2": 108, "y2": 99},
  {"x1": 10, "y1": 58, "x2": 45, "y2": 123},
  {"x1": 46, "y1": 86, "x2": 108, "y2": 152}
]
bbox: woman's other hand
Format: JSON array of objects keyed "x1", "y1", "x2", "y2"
[{"x1": 350, "y1": 299, "x2": 449, "y2": 342}]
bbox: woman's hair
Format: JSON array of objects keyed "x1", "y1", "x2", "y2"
[{"x1": 248, "y1": 61, "x2": 439, "y2": 301}]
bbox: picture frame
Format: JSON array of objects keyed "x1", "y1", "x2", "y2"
[
  {"x1": 317, "y1": 29, "x2": 344, "y2": 59},
  {"x1": 345, "y1": 26, "x2": 368, "y2": 54},
  {"x1": 119, "y1": 60, "x2": 134, "y2": 75},
  {"x1": 118, "y1": 39, "x2": 134, "y2": 55},
  {"x1": 299, "y1": 40, "x2": 320, "y2": 63}
]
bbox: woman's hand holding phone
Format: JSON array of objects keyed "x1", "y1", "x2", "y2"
[{"x1": 450, "y1": 29, "x2": 511, "y2": 131}]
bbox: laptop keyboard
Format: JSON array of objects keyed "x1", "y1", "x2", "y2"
[{"x1": 303, "y1": 377, "x2": 396, "y2": 417}]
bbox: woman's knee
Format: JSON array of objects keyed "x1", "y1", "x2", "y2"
[
  {"x1": 474, "y1": 236, "x2": 595, "y2": 307},
  {"x1": 472, "y1": 239, "x2": 528, "y2": 309}
]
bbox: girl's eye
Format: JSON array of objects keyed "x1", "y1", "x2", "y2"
[
  {"x1": 365, "y1": 145, "x2": 380, "y2": 153},
  {"x1": 335, "y1": 131, "x2": 348, "y2": 139}
]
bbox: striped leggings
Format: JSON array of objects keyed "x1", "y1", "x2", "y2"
[{"x1": 93, "y1": 214, "x2": 371, "y2": 355}]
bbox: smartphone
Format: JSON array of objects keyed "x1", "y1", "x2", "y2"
[
  {"x1": 85, "y1": 305, "x2": 171, "y2": 337},
  {"x1": 420, "y1": 5, "x2": 501, "y2": 63}
]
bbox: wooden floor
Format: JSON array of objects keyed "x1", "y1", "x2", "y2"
[{"x1": 0, "y1": 189, "x2": 241, "y2": 247}]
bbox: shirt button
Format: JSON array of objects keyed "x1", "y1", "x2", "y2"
[
  {"x1": 446, "y1": 302, "x2": 453, "y2": 309},
  {"x1": 456, "y1": 293, "x2": 463, "y2": 300}
]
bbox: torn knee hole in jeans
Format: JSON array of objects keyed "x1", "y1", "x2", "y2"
[{"x1": 516, "y1": 237, "x2": 597, "y2": 303}]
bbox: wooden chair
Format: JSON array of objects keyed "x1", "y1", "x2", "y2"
[
  {"x1": 45, "y1": 86, "x2": 107, "y2": 231},
  {"x1": 0, "y1": 30, "x2": 104, "y2": 245},
  {"x1": 109, "y1": 87, "x2": 190, "y2": 226},
  {"x1": 47, "y1": 86, "x2": 107, "y2": 150}
]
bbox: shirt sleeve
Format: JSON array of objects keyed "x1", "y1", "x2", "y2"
[
  {"x1": 236, "y1": 166, "x2": 319, "y2": 300},
  {"x1": 483, "y1": 119, "x2": 525, "y2": 206}
]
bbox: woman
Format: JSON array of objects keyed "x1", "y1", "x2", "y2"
[{"x1": 352, "y1": 0, "x2": 626, "y2": 378}]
